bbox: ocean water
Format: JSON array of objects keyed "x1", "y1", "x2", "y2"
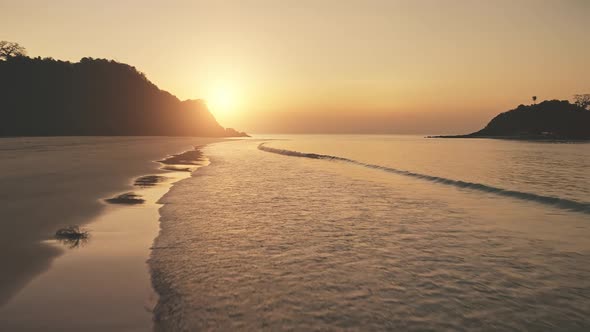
[{"x1": 150, "y1": 135, "x2": 590, "y2": 331}]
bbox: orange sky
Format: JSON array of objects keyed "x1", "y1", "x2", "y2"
[{"x1": 1, "y1": 0, "x2": 588, "y2": 134}]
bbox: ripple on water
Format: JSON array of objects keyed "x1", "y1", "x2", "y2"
[{"x1": 150, "y1": 141, "x2": 590, "y2": 331}]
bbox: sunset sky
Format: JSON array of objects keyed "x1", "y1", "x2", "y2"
[{"x1": 1, "y1": 0, "x2": 588, "y2": 134}]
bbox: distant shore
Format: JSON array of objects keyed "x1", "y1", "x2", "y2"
[
  {"x1": 428, "y1": 134, "x2": 590, "y2": 141},
  {"x1": 430, "y1": 100, "x2": 590, "y2": 141},
  {"x1": 0, "y1": 137, "x2": 222, "y2": 329}
]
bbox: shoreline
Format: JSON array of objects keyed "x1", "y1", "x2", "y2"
[{"x1": 0, "y1": 137, "x2": 221, "y2": 330}]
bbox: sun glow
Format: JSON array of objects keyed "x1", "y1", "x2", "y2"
[{"x1": 206, "y1": 82, "x2": 239, "y2": 122}]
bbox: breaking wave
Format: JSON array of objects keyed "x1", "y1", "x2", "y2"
[{"x1": 259, "y1": 143, "x2": 590, "y2": 214}]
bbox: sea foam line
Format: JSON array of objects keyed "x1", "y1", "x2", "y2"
[{"x1": 258, "y1": 143, "x2": 590, "y2": 214}]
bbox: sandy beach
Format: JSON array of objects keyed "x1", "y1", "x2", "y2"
[{"x1": 0, "y1": 137, "x2": 221, "y2": 330}]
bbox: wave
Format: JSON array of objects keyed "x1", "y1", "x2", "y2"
[{"x1": 258, "y1": 143, "x2": 590, "y2": 214}]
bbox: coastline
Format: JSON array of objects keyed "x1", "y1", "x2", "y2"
[{"x1": 0, "y1": 137, "x2": 222, "y2": 330}]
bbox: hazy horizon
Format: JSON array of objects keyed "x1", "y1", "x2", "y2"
[
  {"x1": 1, "y1": 0, "x2": 588, "y2": 134},
  {"x1": 2, "y1": 2, "x2": 590, "y2": 330}
]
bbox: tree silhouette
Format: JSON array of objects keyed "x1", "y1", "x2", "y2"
[
  {"x1": 573, "y1": 94, "x2": 590, "y2": 110},
  {"x1": 0, "y1": 41, "x2": 26, "y2": 60},
  {"x1": 532, "y1": 96, "x2": 537, "y2": 105}
]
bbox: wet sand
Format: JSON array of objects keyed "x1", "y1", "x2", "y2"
[
  {"x1": 0, "y1": 137, "x2": 220, "y2": 311},
  {"x1": 0, "y1": 165, "x2": 203, "y2": 331}
]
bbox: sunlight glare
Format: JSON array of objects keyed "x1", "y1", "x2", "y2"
[{"x1": 207, "y1": 82, "x2": 238, "y2": 121}]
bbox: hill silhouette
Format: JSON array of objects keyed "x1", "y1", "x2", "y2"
[
  {"x1": 437, "y1": 100, "x2": 590, "y2": 140},
  {"x1": 0, "y1": 56, "x2": 248, "y2": 137}
]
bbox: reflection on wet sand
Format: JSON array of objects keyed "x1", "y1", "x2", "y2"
[
  {"x1": 0, "y1": 141, "x2": 217, "y2": 331},
  {"x1": 0, "y1": 137, "x2": 221, "y2": 307}
]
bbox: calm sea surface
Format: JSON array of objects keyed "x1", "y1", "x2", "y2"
[{"x1": 151, "y1": 135, "x2": 590, "y2": 331}]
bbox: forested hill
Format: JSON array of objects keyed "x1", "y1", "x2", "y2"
[
  {"x1": 437, "y1": 100, "x2": 590, "y2": 140},
  {"x1": 0, "y1": 56, "x2": 248, "y2": 137}
]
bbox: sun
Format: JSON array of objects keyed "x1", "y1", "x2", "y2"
[
  {"x1": 206, "y1": 83, "x2": 238, "y2": 120},
  {"x1": 211, "y1": 88, "x2": 234, "y2": 110}
]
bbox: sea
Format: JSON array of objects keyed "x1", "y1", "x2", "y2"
[{"x1": 150, "y1": 135, "x2": 590, "y2": 331}]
